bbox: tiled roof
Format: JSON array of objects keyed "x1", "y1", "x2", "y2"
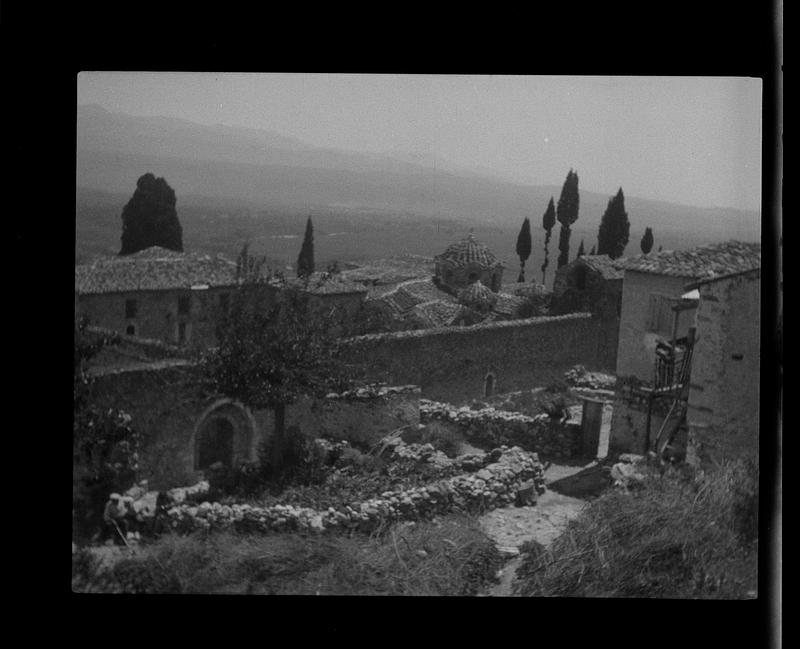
[
  {"x1": 339, "y1": 255, "x2": 434, "y2": 285},
  {"x1": 411, "y1": 300, "x2": 463, "y2": 328},
  {"x1": 435, "y1": 233, "x2": 502, "y2": 268},
  {"x1": 75, "y1": 246, "x2": 239, "y2": 295},
  {"x1": 458, "y1": 280, "x2": 497, "y2": 309},
  {"x1": 366, "y1": 278, "x2": 455, "y2": 317},
  {"x1": 285, "y1": 273, "x2": 368, "y2": 295},
  {"x1": 579, "y1": 255, "x2": 625, "y2": 280},
  {"x1": 493, "y1": 293, "x2": 526, "y2": 317},
  {"x1": 621, "y1": 241, "x2": 761, "y2": 279},
  {"x1": 501, "y1": 282, "x2": 551, "y2": 298},
  {"x1": 684, "y1": 267, "x2": 761, "y2": 290}
]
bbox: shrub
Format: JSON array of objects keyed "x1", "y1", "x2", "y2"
[
  {"x1": 513, "y1": 459, "x2": 759, "y2": 598},
  {"x1": 420, "y1": 422, "x2": 462, "y2": 458}
]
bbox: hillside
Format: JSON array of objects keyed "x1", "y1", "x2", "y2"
[{"x1": 76, "y1": 105, "x2": 761, "y2": 276}]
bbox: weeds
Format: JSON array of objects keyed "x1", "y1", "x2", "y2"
[{"x1": 513, "y1": 459, "x2": 759, "y2": 598}]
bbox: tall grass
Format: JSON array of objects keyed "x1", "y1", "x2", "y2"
[
  {"x1": 72, "y1": 514, "x2": 502, "y2": 595},
  {"x1": 513, "y1": 459, "x2": 759, "y2": 598}
]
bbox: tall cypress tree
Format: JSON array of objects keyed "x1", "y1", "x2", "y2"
[
  {"x1": 597, "y1": 188, "x2": 631, "y2": 260},
  {"x1": 589, "y1": 244, "x2": 596, "y2": 255},
  {"x1": 119, "y1": 173, "x2": 183, "y2": 255},
  {"x1": 640, "y1": 227, "x2": 654, "y2": 254},
  {"x1": 296, "y1": 216, "x2": 315, "y2": 278},
  {"x1": 577, "y1": 239, "x2": 585, "y2": 258},
  {"x1": 556, "y1": 169, "x2": 580, "y2": 268},
  {"x1": 515, "y1": 216, "x2": 532, "y2": 282},
  {"x1": 540, "y1": 197, "x2": 556, "y2": 284}
]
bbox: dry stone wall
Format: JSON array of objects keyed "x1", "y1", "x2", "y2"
[
  {"x1": 420, "y1": 400, "x2": 582, "y2": 458},
  {"x1": 341, "y1": 313, "x2": 618, "y2": 404}
]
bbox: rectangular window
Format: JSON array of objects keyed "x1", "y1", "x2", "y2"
[
  {"x1": 125, "y1": 299, "x2": 138, "y2": 319},
  {"x1": 646, "y1": 293, "x2": 675, "y2": 336},
  {"x1": 178, "y1": 295, "x2": 191, "y2": 316},
  {"x1": 178, "y1": 321, "x2": 187, "y2": 344}
]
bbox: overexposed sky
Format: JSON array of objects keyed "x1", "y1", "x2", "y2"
[{"x1": 78, "y1": 73, "x2": 763, "y2": 210}]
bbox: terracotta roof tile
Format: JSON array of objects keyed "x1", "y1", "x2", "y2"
[
  {"x1": 435, "y1": 233, "x2": 502, "y2": 268},
  {"x1": 579, "y1": 255, "x2": 626, "y2": 280},
  {"x1": 621, "y1": 241, "x2": 761, "y2": 279}
]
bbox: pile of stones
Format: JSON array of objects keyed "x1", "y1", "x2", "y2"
[
  {"x1": 420, "y1": 400, "x2": 580, "y2": 458},
  {"x1": 164, "y1": 446, "x2": 546, "y2": 535}
]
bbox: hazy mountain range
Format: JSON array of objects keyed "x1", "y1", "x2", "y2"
[{"x1": 76, "y1": 104, "x2": 761, "y2": 277}]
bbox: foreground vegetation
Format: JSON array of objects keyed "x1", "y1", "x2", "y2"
[
  {"x1": 72, "y1": 514, "x2": 502, "y2": 595},
  {"x1": 513, "y1": 459, "x2": 759, "y2": 598}
]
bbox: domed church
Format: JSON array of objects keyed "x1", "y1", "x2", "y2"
[{"x1": 434, "y1": 233, "x2": 504, "y2": 292}]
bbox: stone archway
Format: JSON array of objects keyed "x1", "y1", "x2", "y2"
[{"x1": 192, "y1": 399, "x2": 258, "y2": 471}]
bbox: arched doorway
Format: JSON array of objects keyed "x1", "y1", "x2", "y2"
[
  {"x1": 196, "y1": 416, "x2": 235, "y2": 469},
  {"x1": 484, "y1": 372, "x2": 496, "y2": 397}
]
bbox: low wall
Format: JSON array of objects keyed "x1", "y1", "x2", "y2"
[
  {"x1": 88, "y1": 363, "x2": 421, "y2": 489},
  {"x1": 340, "y1": 313, "x2": 618, "y2": 404},
  {"x1": 420, "y1": 400, "x2": 582, "y2": 459},
  {"x1": 165, "y1": 446, "x2": 545, "y2": 535}
]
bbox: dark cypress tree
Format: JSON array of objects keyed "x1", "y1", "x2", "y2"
[
  {"x1": 540, "y1": 197, "x2": 556, "y2": 284},
  {"x1": 556, "y1": 169, "x2": 580, "y2": 268},
  {"x1": 515, "y1": 216, "x2": 532, "y2": 282},
  {"x1": 596, "y1": 188, "x2": 631, "y2": 260},
  {"x1": 577, "y1": 239, "x2": 585, "y2": 258},
  {"x1": 296, "y1": 216, "x2": 315, "y2": 278},
  {"x1": 119, "y1": 173, "x2": 183, "y2": 255},
  {"x1": 640, "y1": 227, "x2": 654, "y2": 254},
  {"x1": 658, "y1": 245, "x2": 663, "y2": 252},
  {"x1": 589, "y1": 244, "x2": 596, "y2": 255}
]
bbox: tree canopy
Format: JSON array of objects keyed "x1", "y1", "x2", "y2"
[
  {"x1": 640, "y1": 227, "x2": 654, "y2": 254},
  {"x1": 119, "y1": 173, "x2": 183, "y2": 255},
  {"x1": 597, "y1": 188, "x2": 631, "y2": 260},
  {"x1": 540, "y1": 197, "x2": 556, "y2": 284},
  {"x1": 297, "y1": 216, "x2": 315, "y2": 278},
  {"x1": 556, "y1": 169, "x2": 580, "y2": 268},
  {"x1": 515, "y1": 216, "x2": 532, "y2": 282}
]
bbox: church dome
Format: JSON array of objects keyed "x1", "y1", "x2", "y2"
[
  {"x1": 458, "y1": 280, "x2": 498, "y2": 311},
  {"x1": 437, "y1": 233, "x2": 500, "y2": 268}
]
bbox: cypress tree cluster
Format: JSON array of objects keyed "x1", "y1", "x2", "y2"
[{"x1": 597, "y1": 188, "x2": 631, "y2": 260}]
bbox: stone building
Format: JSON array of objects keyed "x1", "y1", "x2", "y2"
[
  {"x1": 551, "y1": 254, "x2": 624, "y2": 318},
  {"x1": 75, "y1": 246, "x2": 368, "y2": 348},
  {"x1": 614, "y1": 241, "x2": 761, "y2": 381},
  {"x1": 608, "y1": 241, "x2": 761, "y2": 458},
  {"x1": 684, "y1": 268, "x2": 761, "y2": 465},
  {"x1": 434, "y1": 233, "x2": 504, "y2": 292}
]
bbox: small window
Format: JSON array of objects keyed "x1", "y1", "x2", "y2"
[
  {"x1": 178, "y1": 321, "x2": 187, "y2": 344},
  {"x1": 178, "y1": 295, "x2": 191, "y2": 316},
  {"x1": 125, "y1": 299, "x2": 138, "y2": 319},
  {"x1": 125, "y1": 324, "x2": 136, "y2": 336},
  {"x1": 468, "y1": 272, "x2": 479, "y2": 283},
  {"x1": 647, "y1": 293, "x2": 674, "y2": 335},
  {"x1": 484, "y1": 373, "x2": 496, "y2": 397}
]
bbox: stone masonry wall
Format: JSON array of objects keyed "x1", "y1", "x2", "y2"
[
  {"x1": 341, "y1": 313, "x2": 618, "y2": 405},
  {"x1": 687, "y1": 271, "x2": 760, "y2": 465},
  {"x1": 608, "y1": 384, "x2": 673, "y2": 456}
]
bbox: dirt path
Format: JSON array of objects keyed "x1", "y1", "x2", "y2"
[{"x1": 479, "y1": 459, "x2": 609, "y2": 597}]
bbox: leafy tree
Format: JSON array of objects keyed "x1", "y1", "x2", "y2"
[
  {"x1": 597, "y1": 188, "x2": 631, "y2": 259},
  {"x1": 73, "y1": 317, "x2": 139, "y2": 540},
  {"x1": 556, "y1": 169, "x2": 580, "y2": 268},
  {"x1": 540, "y1": 197, "x2": 557, "y2": 284},
  {"x1": 297, "y1": 216, "x2": 315, "y2": 278},
  {"x1": 205, "y1": 245, "x2": 350, "y2": 477},
  {"x1": 577, "y1": 239, "x2": 585, "y2": 258},
  {"x1": 640, "y1": 227, "x2": 654, "y2": 254},
  {"x1": 120, "y1": 173, "x2": 183, "y2": 255},
  {"x1": 515, "y1": 216, "x2": 532, "y2": 282},
  {"x1": 589, "y1": 244, "x2": 596, "y2": 256}
]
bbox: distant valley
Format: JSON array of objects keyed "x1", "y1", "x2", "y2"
[{"x1": 76, "y1": 105, "x2": 761, "y2": 281}]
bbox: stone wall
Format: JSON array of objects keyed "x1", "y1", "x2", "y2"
[
  {"x1": 89, "y1": 363, "x2": 421, "y2": 490},
  {"x1": 341, "y1": 313, "x2": 618, "y2": 405},
  {"x1": 420, "y1": 400, "x2": 582, "y2": 458},
  {"x1": 608, "y1": 384, "x2": 673, "y2": 456},
  {"x1": 617, "y1": 271, "x2": 697, "y2": 380},
  {"x1": 686, "y1": 270, "x2": 760, "y2": 465}
]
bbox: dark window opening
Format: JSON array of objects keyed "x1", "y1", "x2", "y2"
[
  {"x1": 219, "y1": 292, "x2": 230, "y2": 313},
  {"x1": 178, "y1": 321, "x2": 187, "y2": 344},
  {"x1": 125, "y1": 299, "x2": 138, "y2": 319},
  {"x1": 125, "y1": 324, "x2": 136, "y2": 336},
  {"x1": 484, "y1": 373, "x2": 495, "y2": 397},
  {"x1": 575, "y1": 266, "x2": 588, "y2": 291},
  {"x1": 178, "y1": 295, "x2": 191, "y2": 315},
  {"x1": 491, "y1": 274, "x2": 500, "y2": 292},
  {"x1": 468, "y1": 272, "x2": 479, "y2": 283},
  {"x1": 197, "y1": 418, "x2": 235, "y2": 469}
]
